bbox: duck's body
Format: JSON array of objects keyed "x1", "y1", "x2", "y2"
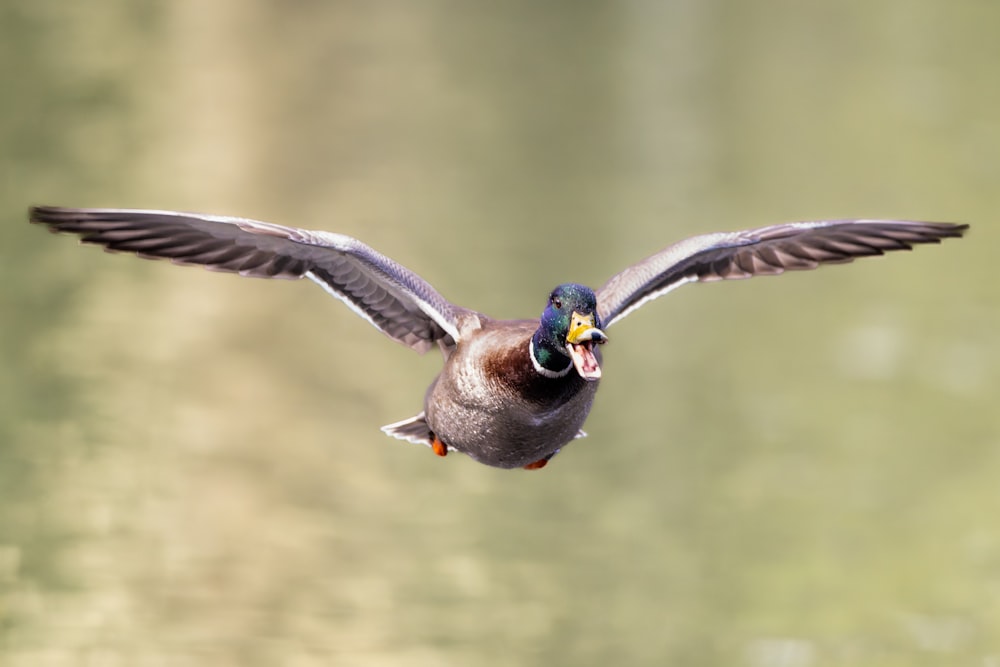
[
  {"x1": 405, "y1": 317, "x2": 600, "y2": 468},
  {"x1": 29, "y1": 206, "x2": 967, "y2": 470}
]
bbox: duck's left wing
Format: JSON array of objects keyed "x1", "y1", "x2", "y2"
[
  {"x1": 30, "y1": 206, "x2": 466, "y2": 353},
  {"x1": 596, "y1": 220, "x2": 968, "y2": 328}
]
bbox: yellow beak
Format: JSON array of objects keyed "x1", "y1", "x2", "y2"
[
  {"x1": 565, "y1": 311, "x2": 607, "y2": 381},
  {"x1": 566, "y1": 311, "x2": 607, "y2": 345}
]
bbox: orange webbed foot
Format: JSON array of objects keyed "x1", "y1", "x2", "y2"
[
  {"x1": 431, "y1": 436, "x2": 448, "y2": 458},
  {"x1": 523, "y1": 458, "x2": 548, "y2": 470}
]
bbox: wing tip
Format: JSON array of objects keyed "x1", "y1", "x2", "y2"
[
  {"x1": 29, "y1": 205, "x2": 68, "y2": 226},
  {"x1": 901, "y1": 220, "x2": 970, "y2": 239}
]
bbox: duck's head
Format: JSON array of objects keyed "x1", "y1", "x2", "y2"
[{"x1": 531, "y1": 283, "x2": 608, "y2": 381}]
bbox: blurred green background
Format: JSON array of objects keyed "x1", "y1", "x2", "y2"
[{"x1": 2, "y1": 1, "x2": 998, "y2": 665}]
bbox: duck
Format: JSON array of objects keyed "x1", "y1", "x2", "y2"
[{"x1": 29, "y1": 206, "x2": 967, "y2": 470}]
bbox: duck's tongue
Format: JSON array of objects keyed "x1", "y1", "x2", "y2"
[{"x1": 568, "y1": 341, "x2": 601, "y2": 381}]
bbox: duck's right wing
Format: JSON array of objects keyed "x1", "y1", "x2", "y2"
[{"x1": 30, "y1": 206, "x2": 467, "y2": 354}]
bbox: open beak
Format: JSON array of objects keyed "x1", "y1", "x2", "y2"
[{"x1": 565, "y1": 311, "x2": 608, "y2": 381}]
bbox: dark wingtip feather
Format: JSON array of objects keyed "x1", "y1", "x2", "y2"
[
  {"x1": 28, "y1": 205, "x2": 51, "y2": 221},
  {"x1": 29, "y1": 205, "x2": 102, "y2": 234},
  {"x1": 909, "y1": 221, "x2": 970, "y2": 239},
  {"x1": 29, "y1": 205, "x2": 66, "y2": 227}
]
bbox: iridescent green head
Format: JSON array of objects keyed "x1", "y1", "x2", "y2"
[{"x1": 530, "y1": 283, "x2": 608, "y2": 380}]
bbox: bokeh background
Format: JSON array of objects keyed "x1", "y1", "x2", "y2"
[{"x1": 2, "y1": 2, "x2": 998, "y2": 665}]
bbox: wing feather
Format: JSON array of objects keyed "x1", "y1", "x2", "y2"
[
  {"x1": 30, "y1": 206, "x2": 465, "y2": 353},
  {"x1": 597, "y1": 220, "x2": 968, "y2": 327}
]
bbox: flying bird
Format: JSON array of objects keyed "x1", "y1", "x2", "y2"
[{"x1": 30, "y1": 206, "x2": 967, "y2": 469}]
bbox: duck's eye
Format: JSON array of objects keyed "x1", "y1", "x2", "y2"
[{"x1": 552, "y1": 297, "x2": 562, "y2": 309}]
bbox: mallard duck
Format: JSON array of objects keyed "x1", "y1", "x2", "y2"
[{"x1": 30, "y1": 206, "x2": 967, "y2": 469}]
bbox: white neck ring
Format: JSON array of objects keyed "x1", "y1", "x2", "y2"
[{"x1": 529, "y1": 339, "x2": 572, "y2": 378}]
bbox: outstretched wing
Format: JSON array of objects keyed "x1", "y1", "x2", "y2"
[
  {"x1": 596, "y1": 220, "x2": 968, "y2": 327},
  {"x1": 30, "y1": 206, "x2": 466, "y2": 353}
]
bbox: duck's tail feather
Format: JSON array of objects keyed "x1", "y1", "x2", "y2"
[{"x1": 381, "y1": 412, "x2": 435, "y2": 447}]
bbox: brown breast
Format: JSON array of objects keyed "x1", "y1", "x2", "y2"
[{"x1": 482, "y1": 334, "x2": 595, "y2": 408}]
